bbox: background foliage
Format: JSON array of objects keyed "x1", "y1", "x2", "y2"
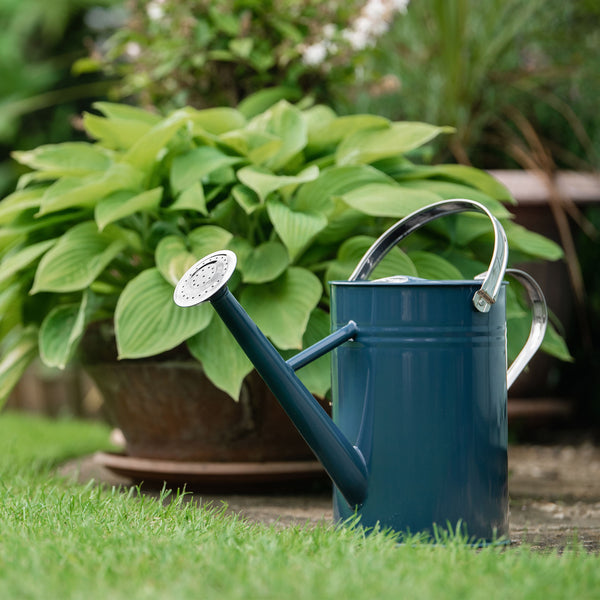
[
  {"x1": 0, "y1": 0, "x2": 121, "y2": 196},
  {"x1": 81, "y1": 0, "x2": 366, "y2": 111},
  {"x1": 349, "y1": 0, "x2": 600, "y2": 170},
  {"x1": 87, "y1": 0, "x2": 600, "y2": 171}
]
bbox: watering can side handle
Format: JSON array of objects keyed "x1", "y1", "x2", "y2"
[
  {"x1": 286, "y1": 321, "x2": 358, "y2": 371},
  {"x1": 348, "y1": 199, "x2": 508, "y2": 313},
  {"x1": 505, "y1": 268, "x2": 548, "y2": 390}
]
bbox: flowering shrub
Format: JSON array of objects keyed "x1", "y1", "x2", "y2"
[
  {"x1": 80, "y1": 0, "x2": 410, "y2": 112},
  {"x1": 299, "y1": 0, "x2": 408, "y2": 65},
  {"x1": 79, "y1": 1, "x2": 600, "y2": 169}
]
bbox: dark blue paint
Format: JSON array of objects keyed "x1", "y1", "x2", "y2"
[
  {"x1": 330, "y1": 281, "x2": 508, "y2": 542},
  {"x1": 286, "y1": 321, "x2": 358, "y2": 371},
  {"x1": 208, "y1": 280, "x2": 508, "y2": 543}
]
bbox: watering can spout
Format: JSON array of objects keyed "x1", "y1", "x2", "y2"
[{"x1": 173, "y1": 250, "x2": 368, "y2": 508}]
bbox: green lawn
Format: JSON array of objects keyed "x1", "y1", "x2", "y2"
[{"x1": 0, "y1": 412, "x2": 598, "y2": 600}]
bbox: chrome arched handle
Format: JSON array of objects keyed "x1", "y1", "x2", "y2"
[
  {"x1": 506, "y1": 268, "x2": 548, "y2": 390},
  {"x1": 348, "y1": 199, "x2": 508, "y2": 313}
]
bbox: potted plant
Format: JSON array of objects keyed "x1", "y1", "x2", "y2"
[
  {"x1": 81, "y1": 0, "x2": 591, "y2": 414},
  {"x1": 0, "y1": 98, "x2": 568, "y2": 462}
]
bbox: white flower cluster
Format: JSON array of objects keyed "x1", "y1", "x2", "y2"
[
  {"x1": 146, "y1": 0, "x2": 167, "y2": 22},
  {"x1": 300, "y1": 24, "x2": 338, "y2": 67},
  {"x1": 343, "y1": 0, "x2": 410, "y2": 51},
  {"x1": 299, "y1": 0, "x2": 410, "y2": 67}
]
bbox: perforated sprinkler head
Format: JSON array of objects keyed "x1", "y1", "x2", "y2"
[{"x1": 173, "y1": 250, "x2": 237, "y2": 307}]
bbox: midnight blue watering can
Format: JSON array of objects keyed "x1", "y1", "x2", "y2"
[{"x1": 173, "y1": 199, "x2": 547, "y2": 543}]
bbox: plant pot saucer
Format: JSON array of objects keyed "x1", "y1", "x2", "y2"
[{"x1": 94, "y1": 451, "x2": 328, "y2": 490}]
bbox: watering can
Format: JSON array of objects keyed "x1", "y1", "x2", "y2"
[{"x1": 173, "y1": 199, "x2": 547, "y2": 543}]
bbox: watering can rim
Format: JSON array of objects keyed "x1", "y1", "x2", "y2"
[{"x1": 329, "y1": 279, "x2": 509, "y2": 287}]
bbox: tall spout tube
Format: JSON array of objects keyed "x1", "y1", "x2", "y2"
[{"x1": 210, "y1": 288, "x2": 368, "y2": 507}]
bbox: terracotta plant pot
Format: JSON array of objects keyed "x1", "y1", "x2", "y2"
[{"x1": 81, "y1": 323, "x2": 327, "y2": 462}]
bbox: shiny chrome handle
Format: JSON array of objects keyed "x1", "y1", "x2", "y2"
[
  {"x1": 505, "y1": 268, "x2": 548, "y2": 390},
  {"x1": 348, "y1": 199, "x2": 508, "y2": 313}
]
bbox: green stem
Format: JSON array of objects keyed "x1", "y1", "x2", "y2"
[{"x1": 1, "y1": 81, "x2": 118, "y2": 119}]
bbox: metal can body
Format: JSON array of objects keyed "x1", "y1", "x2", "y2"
[{"x1": 330, "y1": 281, "x2": 509, "y2": 543}]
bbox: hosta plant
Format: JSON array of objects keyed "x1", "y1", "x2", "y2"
[{"x1": 0, "y1": 98, "x2": 568, "y2": 405}]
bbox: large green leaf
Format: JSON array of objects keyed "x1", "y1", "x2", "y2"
[
  {"x1": 226, "y1": 237, "x2": 254, "y2": 266},
  {"x1": 95, "y1": 187, "x2": 163, "y2": 231},
  {"x1": 187, "y1": 316, "x2": 253, "y2": 400},
  {"x1": 368, "y1": 156, "x2": 420, "y2": 179},
  {"x1": 281, "y1": 308, "x2": 332, "y2": 397},
  {"x1": 238, "y1": 87, "x2": 301, "y2": 119},
  {"x1": 336, "y1": 122, "x2": 453, "y2": 166},
  {"x1": 155, "y1": 235, "x2": 197, "y2": 286},
  {"x1": 303, "y1": 104, "x2": 337, "y2": 142},
  {"x1": 219, "y1": 129, "x2": 282, "y2": 165},
  {"x1": 115, "y1": 268, "x2": 213, "y2": 358},
  {"x1": 169, "y1": 182, "x2": 208, "y2": 214},
  {"x1": 38, "y1": 163, "x2": 144, "y2": 216},
  {"x1": 232, "y1": 184, "x2": 261, "y2": 214},
  {"x1": 450, "y1": 213, "x2": 502, "y2": 246},
  {"x1": 396, "y1": 163, "x2": 514, "y2": 203},
  {"x1": 123, "y1": 109, "x2": 192, "y2": 171},
  {"x1": 315, "y1": 206, "x2": 367, "y2": 245},
  {"x1": 170, "y1": 146, "x2": 243, "y2": 193},
  {"x1": 12, "y1": 143, "x2": 113, "y2": 178},
  {"x1": 408, "y1": 251, "x2": 464, "y2": 280},
  {"x1": 327, "y1": 235, "x2": 418, "y2": 282},
  {"x1": 507, "y1": 315, "x2": 572, "y2": 364},
  {"x1": 0, "y1": 187, "x2": 45, "y2": 224},
  {"x1": 83, "y1": 113, "x2": 155, "y2": 150},
  {"x1": 397, "y1": 179, "x2": 511, "y2": 217},
  {"x1": 16, "y1": 172, "x2": 69, "y2": 188},
  {"x1": 237, "y1": 165, "x2": 319, "y2": 203},
  {"x1": 0, "y1": 282, "x2": 22, "y2": 341},
  {"x1": 541, "y1": 322, "x2": 573, "y2": 362},
  {"x1": 506, "y1": 313, "x2": 531, "y2": 364},
  {"x1": 505, "y1": 282, "x2": 528, "y2": 320},
  {"x1": 0, "y1": 239, "x2": 56, "y2": 284},
  {"x1": 0, "y1": 208, "x2": 81, "y2": 242},
  {"x1": 241, "y1": 267, "x2": 322, "y2": 349},
  {"x1": 92, "y1": 102, "x2": 163, "y2": 125},
  {"x1": 31, "y1": 222, "x2": 126, "y2": 293},
  {"x1": 266, "y1": 198, "x2": 327, "y2": 260},
  {"x1": 246, "y1": 100, "x2": 307, "y2": 171},
  {"x1": 504, "y1": 221, "x2": 563, "y2": 260},
  {"x1": 0, "y1": 326, "x2": 38, "y2": 407},
  {"x1": 190, "y1": 107, "x2": 247, "y2": 135},
  {"x1": 302, "y1": 104, "x2": 338, "y2": 146},
  {"x1": 307, "y1": 114, "x2": 390, "y2": 150},
  {"x1": 441, "y1": 250, "x2": 488, "y2": 280},
  {"x1": 237, "y1": 241, "x2": 289, "y2": 284},
  {"x1": 339, "y1": 183, "x2": 441, "y2": 217},
  {"x1": 187, "y1": 225, "x2": 234, "y2": 258},
  {"x1": 39, "y1": 293, "x2": 90, "y2": 369},
  {"x1": 293, "y1": 165, "x2": 395, "y2": 214}
]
